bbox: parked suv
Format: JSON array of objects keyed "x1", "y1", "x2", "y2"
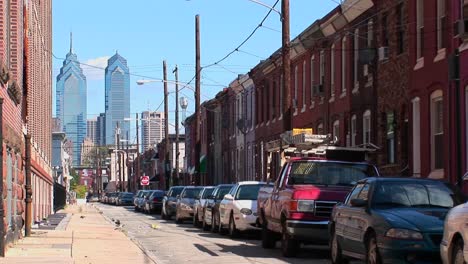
[
  {"x1": 202, "y1": 184, "x2": 234, "y2": 232},
  {"x1": 161, "y1": 186, "x2": 185, "y2": 220},
  {"x1": 259, "y1": 152, "x2": 379, "y2": 257},
  {"x1": 175, "y1": 186, "x2": 204, "y2": 223}
]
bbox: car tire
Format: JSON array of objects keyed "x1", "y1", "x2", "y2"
[
  {"x1": 211, "y1": 213, "x2": 218, "y2": 233},
  {"x1": 331, "y1": 229, "x2": 348, "y2": 264},
  {"x1": 134, "y1": 206, "x2": 139, "y2": 212},
  {"x1": 175, "y1": 210, "x2": 183, "y2": 224},
  {"x1": 452, "y1": 239, "x2": 465, "y2": 264},
  {"x1": 218, "y1": 214, "x2": 227, "y2": 235},
  {"x1": 366, "y1": 233, "x2": 382, "y2": 264},
  {"x1": 193, "y1": 211, "x2": 199, "y2": 227},
  {"x1": 281, "y1": 221, "x2": 299, "y2": 257},
  {"x1": 228, "y1": 213, "x2": 239, "y2": 238},
  {"x1": 261, "y1": 220, "x2": 276, "y2": 249},
  {"x1": 161, "y1": 207, "x2": 167, "y2": 220}
]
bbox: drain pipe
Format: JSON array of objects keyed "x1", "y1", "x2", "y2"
[
  {"x1": 0, "y1": 98, "x2": 5, "y2": 256},
  {"x1": 25, "y1": 133, "x2": 32, "y2": 237}
]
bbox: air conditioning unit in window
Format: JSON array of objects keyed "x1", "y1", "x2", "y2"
[
  {"x1": 378, "y1": 46, "x2": 389, "y2": 61},
  {"x1": 313, "y1": 84, "x2": 324, "y2": 95}
]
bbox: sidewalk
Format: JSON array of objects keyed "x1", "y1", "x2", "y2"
[{"x1": 1, "y1": 204, "x2": 156, "y2": 264}]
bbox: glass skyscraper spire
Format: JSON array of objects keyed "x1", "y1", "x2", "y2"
[{"x1": 56, "y1": 33, "x2": 87, "y2": 166}]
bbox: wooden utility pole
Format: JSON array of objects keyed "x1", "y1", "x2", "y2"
[
  {"x1": 136, "y1": 113, "x2": 140, "y2": 191},
  {"x1": 282, "y1": 0, "x2": 291, "y2": 133},
  {"x1": 163, "y1": 60, "x2": 170, "y2": 190},
  {"x1": 126, "y1": 131, "x2": 130, "y2": 192},
  {"x1": 173, "y1": 65, "x2": 180, "y2": 185},
  {"x1": 195, "y1": 15, "x2": 201, "y2": 185},
  {"x1": 117, "y1": 122, "x2": 122, "y2": 192}
]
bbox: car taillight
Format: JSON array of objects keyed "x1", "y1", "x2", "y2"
[{"x1": 153, "y1": 197, "x2": 160, "y2": 202}]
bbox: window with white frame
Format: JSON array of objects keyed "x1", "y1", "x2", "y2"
[
  {"x1": 294, "y1": 65, "x2": 298, "y2": 110},
  {"x1": 320, "y1": 50, "x2": 325, "y2": 85},
  {"x1": 431, "y1": 90, "x2": 444, "y2": 170},
  {"x1": 367, "y1": 19, "x2": 374, "y2": 47},
  {"x1": 363, "y1": 110, "x2": 371, "y2": 144},
  {"x1": 311, "y1": 55, "x2": 315, "y2": 101},
  {"x1": 416, "y1": 0, "x2": 424, "y2": 58},
  {"x1": 333, "y1": 120, "x2": 340, "y2": 141},
  {"x1": 342, "y1": 37, "x2": 346, "y2": 94},
  {"x1": 331, "y1": 44, "x2": 335, "y2": 98},
  {"x1": 354, "y1": 28, "x2": 359, "y2": 85},
  {"x1": 303, "y1": 61, "x2": 306, "y2": 108},
  {"x1": 351, "y1": 114, "x2": 357, "y2": 146},
  {"x1": 317, "y1": 123, "x2": 324, "y2": 135},
  {"x1": 437, "y1": 0, "x2": 446, "y2": 50}
]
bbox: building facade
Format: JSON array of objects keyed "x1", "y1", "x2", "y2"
[
  {"x1": 105, "y1": 52, "x2": 130, "y2": 146},
  {"x1": 56, "y1": 35, "x2": 87, "y2": 166},
  {"x1": 141, "y1": 111, "x2": 164, "y2": 150},
  {"x1": 87, "y1": 118, "x2": 98, "y2": 145},
  {"x1": 97, "y1": 113, "x2": 105, "y2": 146}
]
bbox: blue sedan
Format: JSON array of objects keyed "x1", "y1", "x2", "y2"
[{"x1": 329, "y1": 177, "x2": 465, "y2": 264}]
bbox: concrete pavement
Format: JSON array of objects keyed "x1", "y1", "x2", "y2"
[{"x1": 2, "y1": 204, "x2": 155, "y2": 264}]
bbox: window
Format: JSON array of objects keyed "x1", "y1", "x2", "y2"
[
  {"x1": 367, "y1": 19, "x2": 374, "y2": 47},
  {"x1": 431, "y1": 90, "x2": 444, "y2": 170},
  {"x1": 357, "y1": 183, "x2": 370, "y2": 200},
  {"x1": 397, "y1": 3, "x2": 404, "y2": 54},
  {"x1": 333, "y1": 120, "x2": 340, "y2": 141},
  {"x1": 330, "y1": 44, "x2": 335, "y2": 98},
  {"x1": 280, "y1": 74, "x2": 283, "y2": 116},
  {"x1": 464, "y1": 2, "x2": 468, "y2": 37},
  {"x1": 412, "y1": 97, "x2": 421, "y2": 175},
  {"x1": 387, "y1": 111, "x2": 396, "y2": 164},
  {"x1": 437, "y1": 0, "x2": 446, "y2": 50},
  {"x1": 310, "y1": 55, "x2": 315, "y2": 101},
  {"x1": 317, "y1": 123, "x2": 324, "y2": 135},
  {"x1": 363, "y1": 110, "x2": 371, "y2": 144},
  {"x1": 294, "y1": 65, "x2": 298, "y2": 111},
  {"x1": 382, "y1": 13, "x2": 389, "y2": 47},
  {"x1": 342, "y1": 37, "x2": 347, "y2": 94},
  {"x1": 320, "y1": 50, "x2": 325, "y2": 85},
  {"x1": 272, "y1": 81, "x2": 277, "y2": 119},
  {"x1": 346, "y1": 183, "x2": 365, "y2": 205},
  {"x1": 354, "y1": 29, "x2": 359, "y2": 85},
  {"x1": 351, "y1": 115, "x2": 357, "y2": 146},
  {"x1": 303, "y1": 61, "x2": 306, "y2": 108},
  {"x1": 416, "y1": 0, "x2": 424, "y2": 58}
]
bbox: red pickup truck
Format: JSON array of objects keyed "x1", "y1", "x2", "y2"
[{"x1": 258, "y1": 155, "x2": 379, "y2": 257}]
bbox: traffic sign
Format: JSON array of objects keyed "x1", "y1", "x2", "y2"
[{"x1": 140, "y1": 175, "x2": 150, "y2": 186}]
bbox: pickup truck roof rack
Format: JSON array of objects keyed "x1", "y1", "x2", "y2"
[{"x1": 266, "y1": 131, "x2": 379, "y2": 162}]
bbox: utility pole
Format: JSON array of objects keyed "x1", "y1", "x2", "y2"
[
  {"x1": 282, "y1": 0, "x2": 291, "y2": 133},
  {"x1": 126, "y1": 131, "x2": 130, "y2": 192},
  {"x1": 117, "y1": 122, "x2": 122, "y2": 192},
  {"x1": 449, "y1": 49, "x2": 462, "y2": 186},
  {"x1": 195, "y1": 14, "x2": 201, "y2": 186},
  {"x1": 25, "y1": 133, "x2": 32, "y2": 237},
  {"x1": 163, "y1": 60, "x2": 170, "y2": 190},
  {"x1": 136, "y1": 113, "x2": 140, "y2": 191},
  {"x1": 173, "y1": 65, "x2": 180, "y2": 186}
]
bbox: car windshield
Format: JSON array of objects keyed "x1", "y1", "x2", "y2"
[
  {"x1": 216, "y1": 186, "x2": 233, "y2": 199},
  {"x1": 288, "y1": 161, "x2": 376, "y2": 186},
  {"x1": 202, "y1": 188, "x2": 215, "y2": 199},
  {"x1": 170, "y1": 188, "x2": 184, "y2": 197},
  {"x1": 152, "y1": 191, "x2": 164, "y2": 198},
  {"x1": 373, "y1": 182, "x2": 460, "y2": 209},
  {"x1": 182, "y1": 188, "x2": 203, "y2": 198},
  {"x1": 235, "y1": 185, "x2": 261, "y2": 200}
]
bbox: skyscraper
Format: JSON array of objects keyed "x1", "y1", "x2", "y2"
[
  {"x1": 141, "y1": 111, "x2": 165, "y2": 150},
  {"x1": 87, "y1": 118, "x2": 98, "y2": 145},
  {"x1": 97, "y1": 113, "x2": 106, "y2": 146},
  {"x1": 56, "y1": 34, "x2": 87, "y2": 166},
  {"x1": 105, "y1": 52, "x2": 130, "y2": 145}
]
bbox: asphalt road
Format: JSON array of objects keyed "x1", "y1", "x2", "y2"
[{"x1": 94, "y1": 203, "x2": 337, "y2": 264}]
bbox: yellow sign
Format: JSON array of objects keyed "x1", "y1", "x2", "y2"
[{"x1": 292, "y1": 128, "x2": 313, "y2": 136}]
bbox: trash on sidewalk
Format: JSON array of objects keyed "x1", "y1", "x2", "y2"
[{"x1": 151, "y1": 224, "x2": 159, "y2": 229}]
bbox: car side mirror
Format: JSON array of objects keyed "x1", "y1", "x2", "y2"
[
  {"x1": 176, "y1": 194, "x2": 180, "y2": 199},
  {"x1": 224, "y1": 194, "x2": 234, "y2": 201},
  {"x1": 350, "y1": 198, "x2": 367, "y2": 207}
]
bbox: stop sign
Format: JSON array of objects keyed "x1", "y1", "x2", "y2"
[{"x1": 140, "y1": 175, "x2": 150, "y2": 186}]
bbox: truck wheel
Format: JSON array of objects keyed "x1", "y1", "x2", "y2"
[
  {"x1": 261, "y1": 220, "x2": 276, "y2": 249},
  {"x1": 281, "y1": 222, "x2": 299, "y2": 257}
]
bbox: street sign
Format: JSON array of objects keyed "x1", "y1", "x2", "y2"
[{"x1": 140, "y1": 175, "x2": 150, "y2": 186}]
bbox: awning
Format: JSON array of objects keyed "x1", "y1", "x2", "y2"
[{"x1": 200, "y1": 155, "x2": 207, "y2": 174}]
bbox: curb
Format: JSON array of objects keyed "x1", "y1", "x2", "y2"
[
  {"x1": 55, "y1": 213, "x2": 72, "y2": 230},
  {"x1": 93, "y1": 204, "x2": 162, "y2": 264}
]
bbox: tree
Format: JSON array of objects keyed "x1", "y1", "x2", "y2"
[
  {"x1": 70, "y1": 169, "x2": 80, "y2": 190},
  {"x1": 75, "y1": 185, "x2": 87, "y2": 199}
]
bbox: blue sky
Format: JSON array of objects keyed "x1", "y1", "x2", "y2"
[{"x1": 52, "y1": 0, "x2": 337, "y2": 136}]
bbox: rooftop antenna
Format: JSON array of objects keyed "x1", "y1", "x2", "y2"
[{"x1": 69, "y1": 32, "x2": 73, "y2": 53}]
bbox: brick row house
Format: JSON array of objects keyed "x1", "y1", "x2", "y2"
[
  {"x1": 0, "y1": 0, "x2": 53, "y2": 253},
  {"x1": 182, "y1": 0, "x2": 468, "y2": 191}
]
